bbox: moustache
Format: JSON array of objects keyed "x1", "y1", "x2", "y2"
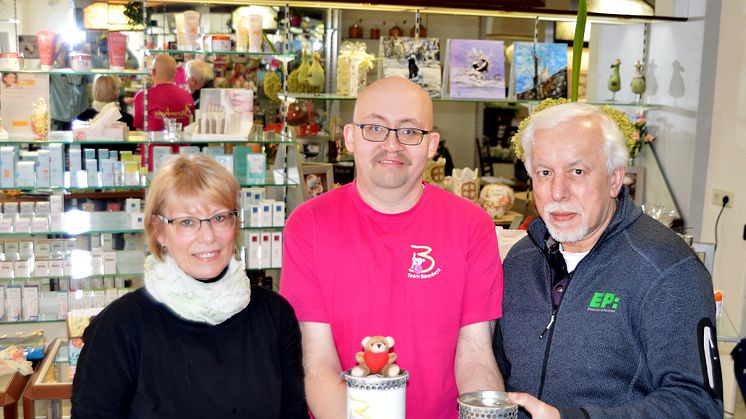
[
  {"x1": 372, "y1": 151, "x2": 411, "y2": 165},
  {"x1": 544, "y1": 202, "x2": 583, "y2": 215}
]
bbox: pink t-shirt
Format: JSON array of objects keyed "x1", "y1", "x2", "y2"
[
  {"x1": 133, "y1": 83, "x2": 194, "y2": 131},
  {"x1": 280, "y1": 182, "x2": 504, "y2": 419}
]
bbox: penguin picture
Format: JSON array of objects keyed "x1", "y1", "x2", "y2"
[
  {"x1": 472, "y1": 54, "x2": 489, "y2": 75},
  {"x1": 407, "y1": 54, "x2": 419, "y2": 80}
]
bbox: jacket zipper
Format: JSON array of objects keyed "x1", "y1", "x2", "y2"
[{"x1": 537, "y1": 304, "x2": 557, "y2": 399}]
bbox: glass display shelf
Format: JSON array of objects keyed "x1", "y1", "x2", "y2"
[
  {"x1": 0, "y1": 211, "x2": 143, "y2": 236},
  {"x1": 146, "y1": 49, "x2": 296, "y2": 60},
  {"x1": 7, "y1": 68, "x2": 148, "y2": 76},
  {"x1": 23, "y1": 338, "x2": 72, "y2": 419},
  {"x1": 0, "y1": 250, "x2": 144, "y2": 280},
  {"x1": 2, "y1": 130, "x2": 296, "y2": 145},
  {"x1": 235, "y1": 170, "x2": 299, "y2": 187},
  {"x1": 0, "y1": 319, "x2": 65, "y2": 326},
  {"x1": 0, "y1": 184, "x2": 144, "y2": 193},
  {"x1": 241, "y1": 226, "x2": 283, "y2": 231},
  {"x1": 279, "y1": 92, "x2": 662, "y2": 109}
]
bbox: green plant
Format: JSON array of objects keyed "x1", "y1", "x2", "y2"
[{"x1": 123, "y1": 1, "x2": 150, "y2": 28}]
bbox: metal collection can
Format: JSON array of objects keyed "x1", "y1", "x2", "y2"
[
  {"x1": 458, "y1": 391, "x2": 518, "y2": 419},
  {"x1": 343, "y1": 370, "x2": 409, "y2": 419}
]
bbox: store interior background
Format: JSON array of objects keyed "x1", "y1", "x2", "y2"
[{"x1": 1, "y1": 0, "x2": 746, "y2": 415}]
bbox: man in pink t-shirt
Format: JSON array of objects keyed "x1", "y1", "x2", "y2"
[
  {"x1": 280, "y1": 76, "x2": 505, "y2": 419},
  {"x1": 134, "y1": 54, "x2": 195, "y2": 169}
]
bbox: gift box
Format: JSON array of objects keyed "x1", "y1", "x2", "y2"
[{"x1": 336, "y1": 41, "x2": 375, "y2": 96}]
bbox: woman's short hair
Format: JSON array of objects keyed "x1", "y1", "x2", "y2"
[
  {"x1": 144, "y1": 154, "x2": 240, "y2": 260},
  {"x1": 92, "y1": 75, "x2": 119, "y2": 103},
  {"x1": 185, "y1": 59, "x2": 214, "y2": 85},
  {"x1": 520, "y1": 102, "x2": 629, "y2": 175}
]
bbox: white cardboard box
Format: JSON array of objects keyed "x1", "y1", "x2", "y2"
[{"x1": 271, "y1": 232, "x2": 283, "y2": 268}]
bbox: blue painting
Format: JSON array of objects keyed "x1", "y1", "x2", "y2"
[
  {"x1": 447, "y1": 39, "x2": 505, "y2": 99},
  {"x1": 512, "y1": 42, "x2": 568, "y2": 100}
]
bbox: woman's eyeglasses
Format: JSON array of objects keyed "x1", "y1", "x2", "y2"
[{"x1": 158, "y1": 211, "x2": 238, "y2": 235}]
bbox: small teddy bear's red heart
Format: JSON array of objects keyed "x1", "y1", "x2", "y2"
[{"x1": 363, "y1": 351, "x2": 389, "y2": 373}]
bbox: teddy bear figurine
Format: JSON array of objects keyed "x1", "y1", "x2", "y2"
[{"x1": 350, "y1": 336, "x2": 400, "y2": 378}]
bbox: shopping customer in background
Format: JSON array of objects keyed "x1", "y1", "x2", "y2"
[
  {"x1": 185, "y1": 58, "x2": 214, "y2": 109},
  {"x1": 280, "y1": 76, "x2": 504, "y2": 419},
  {"x1": 72, "y1": 154, "x2": 307, "y2": 418},
  {"x1": 133, "y1": 54, "x2": 194, "y2": 131},
  {"x1": 76, "y1": 75, "x2": 135, "y2": 130},
  {"x1": 493, "y1": 102, "x2": 723, "y2": 418}
]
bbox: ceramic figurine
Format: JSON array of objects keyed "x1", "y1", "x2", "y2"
[
  {"x1": 444, "y1": 167, "x2": 480, "y2": 202},
  {"x1": 423, "y1": 157, "x2": 446, "y2": 188},
  {"x1": 479, "y1": 184, "x2": 515, "y2": 219},
  {"x1": 608, "y1": 58, "x2": 621, "y2": 101},
  {"x1": 631, "y1": 60, "x2": 646, "y2": 101}
]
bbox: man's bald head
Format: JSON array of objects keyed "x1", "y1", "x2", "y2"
[
  {"x1": 354, "y1": 76, "x2": 434, "y2": 129},
  {"x1": 153, "y1": 54, "x2": 177, "y2": 84}
]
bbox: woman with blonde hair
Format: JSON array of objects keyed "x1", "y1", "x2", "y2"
[
  {"x1": 76, "y1": 75, "x2": 135, "y2": 130},
  {"x1": 71, "y1": 154, "x2": 307, "y2": 418}
]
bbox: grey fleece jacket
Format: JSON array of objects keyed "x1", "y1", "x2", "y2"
[{"x1": 493, "y1": 189, "x2": 723, "y2": 418}]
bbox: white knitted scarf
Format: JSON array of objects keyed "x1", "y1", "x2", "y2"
[{"x1": 144, "y1": 255, "x2": 251, "y2": 325}]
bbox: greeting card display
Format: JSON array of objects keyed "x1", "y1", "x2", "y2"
[
  {"x1": 442, "y1": 39, "x2": 505, "y2": 99},
  {"x1": 510, "y1": 42, "x2": 568, "y2": 100},
  {"x1": 379, "y1": 36, "x2": 441, "y2": 97}
]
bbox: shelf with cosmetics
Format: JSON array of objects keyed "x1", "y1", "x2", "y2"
[
  {"x1": 146, "y1": 49, "x2": 297, "y2": 60},
  {"x1": 280, "y1": 92, "x2": 663, "y2": 109}
]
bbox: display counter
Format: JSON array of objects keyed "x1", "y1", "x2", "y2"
[{"x1": 22, "y1": 338, "x2": 72, "y2": 419}]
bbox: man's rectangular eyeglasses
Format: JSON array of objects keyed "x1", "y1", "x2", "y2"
[
  {"x1": 158, "y1": 211, "x2": 238, "y2": 235},
  {"x1": 354, "y1": 123, "x2": 430, "y2": 146}
]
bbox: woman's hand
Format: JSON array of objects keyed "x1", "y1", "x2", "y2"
[{"x1": 509, "y1": 392, "x2": 560, "y2": 419}]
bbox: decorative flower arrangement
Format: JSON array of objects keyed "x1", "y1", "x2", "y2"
[
  {"x1": 510, "y1": 98, "x2": 641, "y2": 165},
  {"x1": 628, "y1": 113, "x2": 656, "y2": 163}
]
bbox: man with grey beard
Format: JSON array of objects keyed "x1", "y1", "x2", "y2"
[{"x1": 492, "y1": 102, "x2": 723, "y2": 418}]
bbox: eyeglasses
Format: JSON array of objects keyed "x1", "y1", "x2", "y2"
[
  {"x1": 354, "y1": 123, "x2": 430, "y2": 146},
  {"x1": 158, "y1": 211, "x2": 238, "y2": 235}
]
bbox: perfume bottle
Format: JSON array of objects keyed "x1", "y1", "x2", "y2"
[
  {"x1": 348, "y1": 19, "x2": 363, "y2": 39},
  {"x1": 388, "y1": 21, "x2": 404, "y2": 37}
]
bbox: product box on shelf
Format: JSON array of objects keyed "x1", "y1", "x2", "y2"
[
  {"x1": 5, "y1": 286, "x2": 22, "y2": 321},
  {"x1": 271, "y1": 232, "x2": 282, "y2": 268},
  {"x1": 273, "y1": 202, "x2": 285, "y2": 227},
  {"x1": 15, "y1": 161, "x2": 35, "y2": 187},
  {"x1": 48, "y1": 144, "x2": 65, "y2": 187},
  {"x1": 0, "y1": 262, "x2": 13, "y2": 278},
  {"x1": 22, "y1": 285, "x2": 39, "y2": 321},
  {"x1": 0, "y1": 146, "x2": 16, "y2": 188},
  {"x1": 247, "y1": 232, "x2": 261, "y2": 269},
  {"x1": 260, "y1": 233, "x2": 271, "y2": 269},
  {"x1": 36, "y1": 149, "x2": 50, "y2": 187}
]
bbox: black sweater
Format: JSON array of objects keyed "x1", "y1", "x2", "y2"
[{"x1": 71, "y1": 286, "x2": 307, "y2": 419}]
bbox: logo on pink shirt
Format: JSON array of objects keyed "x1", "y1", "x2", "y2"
[{"x1": 408, "y1": 245, "x2": 442, "y2": 279}]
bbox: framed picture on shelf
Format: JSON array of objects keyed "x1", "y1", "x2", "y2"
[
  {"x1": 300, "y1": 163, "x2": 334, "y2": 201},
  {"x1": 624, "y1": 166, "x2": 645, "y2": 205}
]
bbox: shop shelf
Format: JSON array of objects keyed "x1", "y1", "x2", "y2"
[
  {"x1": 0, "y1": 211, "x2": 144, "y2": 236},
  {"x1": 279, "y1": 92, "x2": 663, "y2": 109},
  {"x1": 9, "y1": 68, "x2": 148, "y2": 76},
  {"x1": 146, "y1": 49, "x2": 296, "y2": 60}
]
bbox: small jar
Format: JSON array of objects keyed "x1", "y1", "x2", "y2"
[
  {"x1": 370, "y1": 27, "x2": 381, "y2": 39},
  {"x1": 70, "y1": 52, "x2": 92, "y2": 72},
  {"x1": 211, "y1": 35, "x2": 231, "y2": 52},
  {"x1": 0, "y1": 52, "x2": 23, "y2": 71}
]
